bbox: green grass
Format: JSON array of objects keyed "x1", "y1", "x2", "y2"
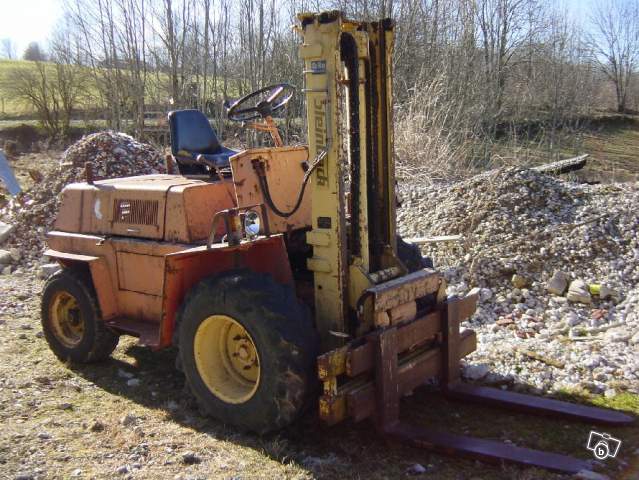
[{"x1": 486, "y1": 114, "x2": 639, "y2": 181}]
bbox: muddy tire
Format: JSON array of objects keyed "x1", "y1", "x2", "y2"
[
  {"x1": 176, "y1": 270, "x2": 319, "y2": 434},
  {"x1": 41, "y1": 268, "x2": 119, "y2": 363},
  {"x1": 397, "y1": 235, "x2": 434, "y2": 272}
]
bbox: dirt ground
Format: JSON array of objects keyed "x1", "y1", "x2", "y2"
[{"x1": 1, "y1": 271, "x2": 638, "y2": 480}]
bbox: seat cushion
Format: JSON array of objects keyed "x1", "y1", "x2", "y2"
[{"x1": 197, "y1": 146, "x2": 238, "y2": 168}]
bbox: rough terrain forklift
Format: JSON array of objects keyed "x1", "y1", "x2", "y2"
[{"x1": 41, "y1": 11, "x2": 632, "y2": 474}]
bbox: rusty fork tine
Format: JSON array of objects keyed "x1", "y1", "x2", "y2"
[
  {"x1": 385, "y1": 422, "x2": 593, "y2": 474},
  {"x1": 445, "y1": 383, "x2": 635, "y2": 425}
]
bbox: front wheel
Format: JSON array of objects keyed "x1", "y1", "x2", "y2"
[{"x1": 177, "y1": 271, "x2": 319, "y2": 434}]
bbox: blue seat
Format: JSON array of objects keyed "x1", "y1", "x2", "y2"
[{"x1": 168, "y1": 109, "x2": 238, "y2": 174}]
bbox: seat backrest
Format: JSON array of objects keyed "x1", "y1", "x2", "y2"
[{"x1": 168, "y1": 109, "x2": 221, "y2": 156}]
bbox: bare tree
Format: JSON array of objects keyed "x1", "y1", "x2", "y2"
[
  {"x1": 588, "y1": 0, "x2": 639, "y2": 113},
  {"x1": 1, "y1": 38, "x2": 17, "y2": 59},
  {"x1": 2, "y1": 56, "x2": 86, "y2": 137}
]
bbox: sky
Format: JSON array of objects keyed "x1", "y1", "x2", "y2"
[
  {"x1": 0, "y1": 0, "x2": 63, "y2": 57},
  {"x1": 0, "y1": 0, "x2": 606, "y2": 60}
]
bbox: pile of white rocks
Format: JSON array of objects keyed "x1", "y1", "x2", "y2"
[
  {"x1": 0, "y1": 132, "x2": 165, "y2": 273},
  {"x1": 398, "y1": 167, "x2": 639, "y2": 395}
]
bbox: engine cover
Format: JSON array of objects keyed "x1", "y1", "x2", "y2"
[{"x1": 54, "y1": 174, "x2": 235, "y2": 243}]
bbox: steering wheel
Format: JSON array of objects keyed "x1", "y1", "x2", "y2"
[{"x1": 226, "y1": 83, "x2": 295, "y2": 122}]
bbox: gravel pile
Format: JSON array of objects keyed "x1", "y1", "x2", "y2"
[
  {"x1": 0, "y1": 132, "x2": 165, "y2": 270},
  {"x1": 398, "y1": 167, "x2": 639, "y2": 395}
]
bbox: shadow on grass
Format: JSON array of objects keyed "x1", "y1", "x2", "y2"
[{"x1": 68, "y1": 341, "x2": 637, "y2": 480}]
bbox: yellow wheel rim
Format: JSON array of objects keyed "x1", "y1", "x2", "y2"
[
  {"x1": 49, "y1": 291, "x2": 85, "y2": 348},
  {"x1": 193, "y1": 315, "x2": 260, "y2": 404}
]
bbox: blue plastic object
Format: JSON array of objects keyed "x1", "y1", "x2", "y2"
[{"x1": 0, "y1": 150, "x2": 21, "y2": 196}]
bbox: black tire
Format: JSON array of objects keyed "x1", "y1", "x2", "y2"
[
  {"x1": 397, "y1": 235, "x2": 434, "y2": 272},
  {"x1": 176, "y1": 270, "x2": 319, "y2": 434},
  {"x1": 41, "y1": 268, "x2": 119, "y2": 363}
]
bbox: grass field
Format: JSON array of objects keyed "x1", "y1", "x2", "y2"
[{"x1": 0, "y1": 58, "x2": 243, "y2": 121}]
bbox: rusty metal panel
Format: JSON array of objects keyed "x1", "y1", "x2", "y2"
[
  {"x1": 384, "y1": 422, "x2": 593, "y2": 474},
  {"x1": 231, "y1": 146, "x2": 311, "y2": 233},
  {"x1": 89, "y1": 257, "x2": 118, "y2": 320},
  {"x1": 105, "y1": 318, "x2": 159, "y2": 346},
  {"x1": 446, "y1": 383, "x2": 635, "y2": 425},
  {"x1": 116, "y1": 290, "x2": 164, "y2": 323},
  {"x1": 372, "y1": 328, "x2": 399, "y2": 427},
  {"x1": 116, "y1": 251, "x2": 165, "y2": 296},
  {"x1": 108, "y1": 195, "x2": 164, "y2": 239},
  {"x1": 53, "y1": 184, "x2": 85, "y2": 232},
  {"x1": 348, "y1": 311, "x2": 442, "y2": 377},
  {"x1": 442, "y1": 298, "x2": 461, "y2": 386},
  {"x1": 388, "y1": 301, "x2": 416, "y2": 324},
  {"x1": 317, "y1": 345, "x2": 349, "y2": 380},
  {"x1": 368, "y1": 270, "x2": 441, "y2": 312},
  {"x1": 341, "y1": 330, "x2": 477, "y2": 423},
  {"x1": 44, "y1": 249, "x2": 99, "y2": 263},
  {"x1": 317, "y1": 299, "x2": 480, "y2": 382},
  {"x1": 165, "y1": 180, "x2": 235, "y2": 243},
  {"x1": 319, "y1": 395, "x2": 347, "y2": 426}
]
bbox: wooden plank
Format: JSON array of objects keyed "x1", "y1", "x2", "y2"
[
  {"x1": 531, "y1": 154, "x2": 588, "y2": 175},
  {"x1": 403, "y1": 235, "x2": 463, "y2": 244},
  {"x1": 345, "y1": 329, "x2": 476, "y2": 423}
]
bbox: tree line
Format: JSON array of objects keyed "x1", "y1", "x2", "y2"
[{"x1": 1, "y1": 0, "x2": 638, "y2": 171}]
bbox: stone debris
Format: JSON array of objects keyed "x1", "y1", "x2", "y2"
[
  {"x1": 37, "y1": 263, "x2": 60, "y2": 279},
  {"x1": 546, "y1": 270, "x2": 569, "y2": 295},
  {"x1": 398, "y1": 167, "x2": 639, "y2": 394},
  {"x1": 0, "y1": 132, "x2": 165, "y2": 268},
  {"x1": 0, "y1": 249, "x2": 11, "y2": 264},
  {"x1": 121, "y1": 413, "x2": 139, "y2": 427},
  {"x1": 90, "y1": 419, "x2": 106, "y2": 432},
  {"x1": 405, "y1": 463, "x2": 429, "y2": 475},
  {"x1": 0, "y1": 221, "x2": 13, "y2": 244},
  {"x1": 567, "y1": 279, "x2": 592, "y2": 304},
  {"x1": 181, "y1": 451, "x2": 202, "y2": 465},
  {"x1": 511, "y1": 273, "x2": 530, "y2": 289},
  {"x1": 574, "y1": 470, "x2": 610, "y2": 480},
  {"x1": 127, "y1": 378, "x2": 141, "y2": 387},
  {"x1": 462, "y1": 363, "x2": 490, "y2": 380}
]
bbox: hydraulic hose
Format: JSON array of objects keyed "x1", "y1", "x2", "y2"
[{"x1": 254, "y1": 149, "x2": 327, "y2": 218}]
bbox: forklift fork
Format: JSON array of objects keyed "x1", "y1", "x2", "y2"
[
  {"x1": 373, "y1": 298, "x2": 632, "y2": 474},
  {"x1": 318, "y1": 274, "x2": 634, "y2": 474}
]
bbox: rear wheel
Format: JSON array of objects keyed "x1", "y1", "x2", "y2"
[
  {"x1": 177, "y1": 271, "x2": 318, "y2": 434},
  {"x1": 41, "y1": 269, "x2": 119, "y2": 363},
  {"x1": 397, "y1": 235, "x2": 434, "y2": 271}
]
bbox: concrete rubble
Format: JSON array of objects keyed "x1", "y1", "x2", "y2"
[
  {"x1": 0, "y1": 220, "x2": 13, "y2": 244},
  {"x1": 567, "y1": 279, "x2": 592, "y2": 304},
  {"x1": 546, "y1": 270, "x2": 569, "y2": 295},
  {"x1": 399, "y1": 167, "x2": 639, "y2": 394},
  {"x1": 0, "y1": 132, "x2": 165, "y2": 269}
]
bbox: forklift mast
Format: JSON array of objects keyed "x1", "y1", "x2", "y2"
[{"x1": 299, "y1": 11, "x2": 402, "y2": 350}]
